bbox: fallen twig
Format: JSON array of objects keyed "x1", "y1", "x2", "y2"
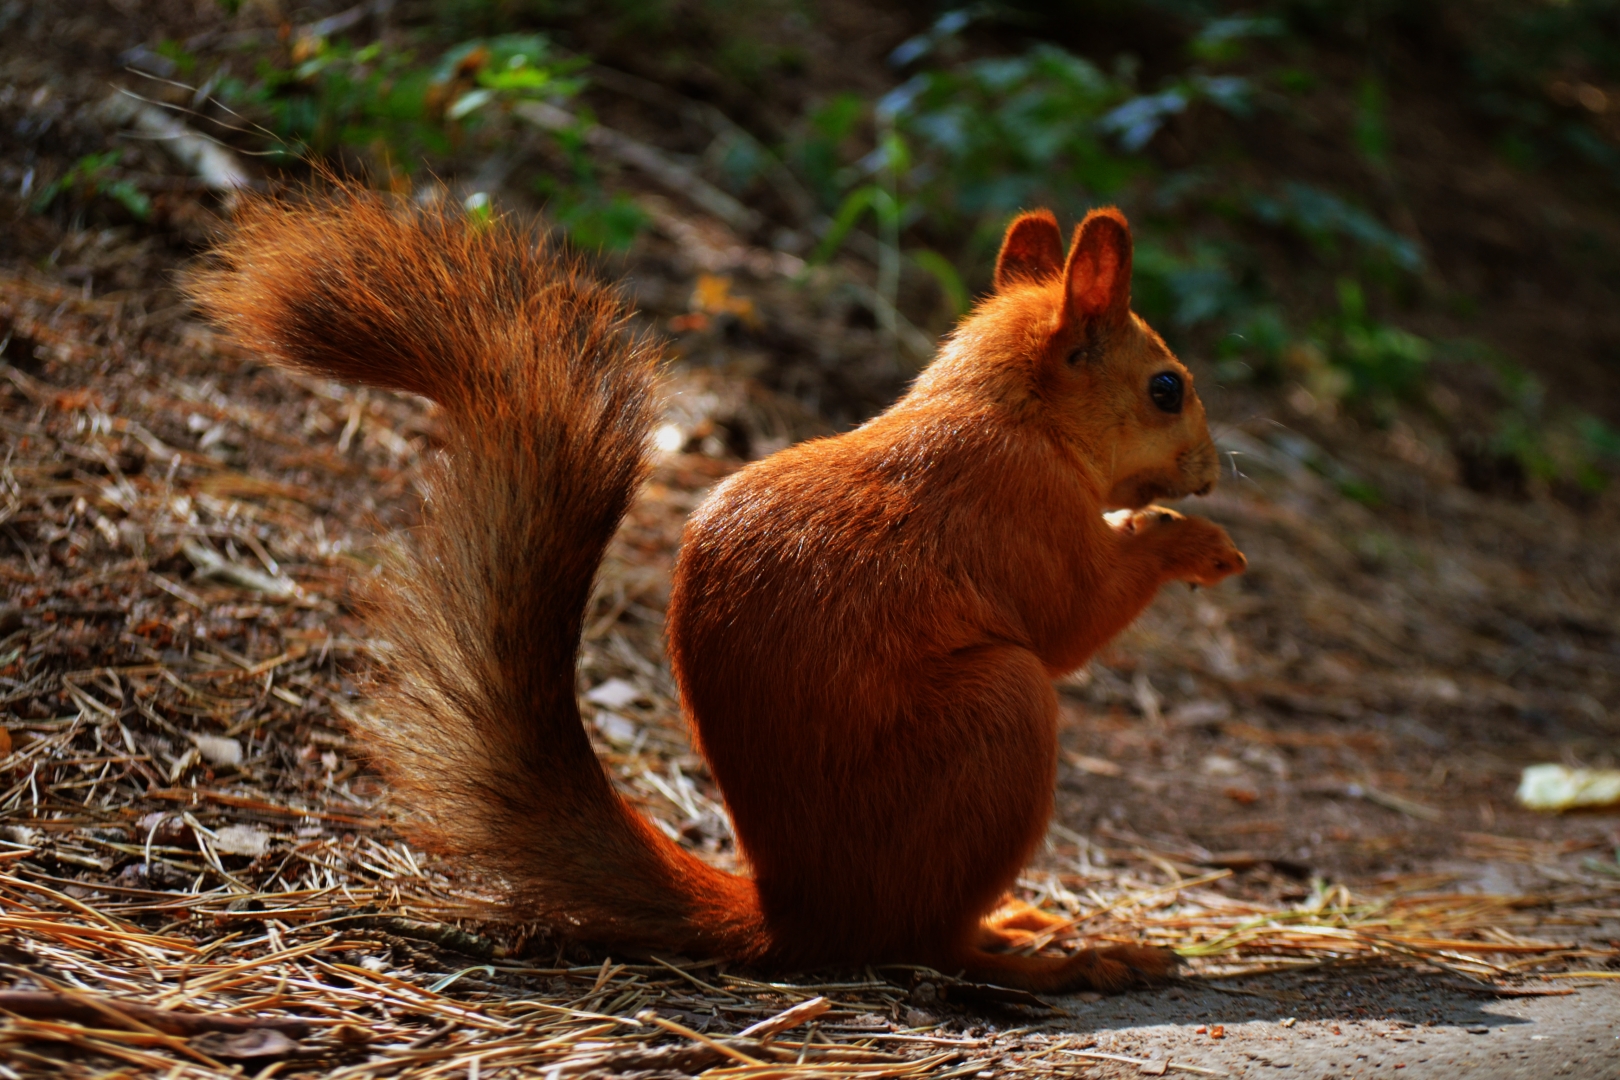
[{"x1": 0, "y1": 990, "x2": 311, "y2": 1037}]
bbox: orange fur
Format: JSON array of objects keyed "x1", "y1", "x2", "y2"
[
  {"x1": 190, "y1": 188, "x2": 1244, "y2": 993},
  {"x1": 993, "y1": 209, "x2": 1064, "y2": 289}
]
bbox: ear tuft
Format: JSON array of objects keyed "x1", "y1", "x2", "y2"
[
  {"x1": 994, "y1": 210, "x2": 1065, "y2": 291},
  {"x1": 1063, "y1": 207, "x2": 1133, "y2": 324}
]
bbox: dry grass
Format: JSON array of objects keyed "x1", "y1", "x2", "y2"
[{"x1": 2, "y1": 269, "x2": 1617, "y2": 1078}]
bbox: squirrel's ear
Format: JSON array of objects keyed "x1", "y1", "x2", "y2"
[
  {"x1": 1063, "y1": 207, "x2": 1133, "y2": 326},
  {"x1": 993, "y1": 210, "x2": 1065, "y2": 291}
]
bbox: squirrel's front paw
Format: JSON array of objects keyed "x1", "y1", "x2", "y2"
[
  {"x1": 1170, "y1": 517, "x2": 1246, "y2": 586},
  {"x1": 1120, "y1": 507, "x2": 1246, "y2": 586},
  {"x1": 1180, "y1": 537, "x2": 1246, "y2": 586}
]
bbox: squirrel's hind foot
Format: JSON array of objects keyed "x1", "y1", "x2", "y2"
[
  {"x1": 957, "y1": 941, "x2": 1180, "y2": 995},
  {"x1": 1052, "y1": 943, "x2": 1181, "y2": 993}
]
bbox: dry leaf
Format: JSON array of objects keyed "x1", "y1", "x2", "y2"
[
  {"x1": 586, "y1": 678, "x2": 642, "y2": 708},
  {"x1": 190, "y1": 733, "x2": 243, "y2": 767},
  {"x1": 212, "y1": 824, "x2": 272, "y2": 857},
  {"x1": 594, "y1": 711, "x2": 638, "y2": 748},
  {"x1": 189, "y1": 1028, "x2": 302, "y2": 1060}
]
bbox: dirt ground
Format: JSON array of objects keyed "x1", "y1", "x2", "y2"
[
  {"x1": 3, "y1": 253, "x2": 1618, "y2": 1077},
  {"x1": 1025, "y1": 978, "x2": 1620, "y2": 1078},
  {"x1": 2, "y1": 2, "x2": 1620, "y2": 1078}
]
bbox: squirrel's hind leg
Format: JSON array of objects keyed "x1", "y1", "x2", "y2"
[
  {"x1": 984, "y1": 897, "x2": 1071, "y2": 933},
  {"x1": 975, "y1": 897, "x2": 1071, "y2": 950},
  {"x1": 956, "y1": 941, "x2": 1179, "y2": 994}
]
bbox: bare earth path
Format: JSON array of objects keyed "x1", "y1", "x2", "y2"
[{"x1": 1042, "y1": 979, "x2": 1620, "y2": 1078}]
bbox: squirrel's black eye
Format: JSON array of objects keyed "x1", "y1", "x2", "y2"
[{"x1": 1149, "y1": 371, "x2": 1184, "y2": 414}]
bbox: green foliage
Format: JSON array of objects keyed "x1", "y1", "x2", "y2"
[
  {"x1": 434, "y1": 0, "x2": 679, "y2": 37},
  {"x1": 221, "y1": 33, "x2": 583, "y2": 168},
  {"x1": 909, "y1": 249, "x2": 970, "y2": 318},
  {"x1": 798, "y1": 32, "x2": 1150, "y2": 316},
  {"x1": 231, "y1": 40, "x2": 447, "y2": 166},
  {"x1": 219, "y1": 31, "x2": 632, "y2": 250},
  {"x1": 1250, "y1": 182, "x2": 1423, "y2": 273},
  {"x1": 1327, "y1": 279, "x2": 1431, "y2": 400},
  {"x1": 33, "y1": 152, "x2": 151, "y2": 222},
  {"x1": 1132, "y1": 240, "x2": 1247, "y2": 330},
  {"x1": 788, "y1": 9, "x2": 1411, "y2": 354},
  {"x1": 790, "y1": 93, "x2": 865, "y2": 208},
  {"x1": 155, "y1": 40, "x2": 198, "y2": 78},
  {"x1": 1440, "y1": 0, "x2": 1620, "y2": 182},
  {"x1": 1189, "y1": 14, "x2": 1284, "y2": 63},
  {"x1": 181, "y1": 0, "x2": 1620, "y2": 500},
  {"x1": 462, "y1": 190, "x2": 496, "y2": 229},
  {"x1": 1256, "y1": 0, "x2": 1620, "y2": 185},
  {"x1": 1273, "y1": 67, "x2": 1317, "y2": 94},
  {"x1": 535, "y1": 180, "x2": 648, "y2": 251},
  {"x1": 437, "y1": 35, "x2": 586, "y2": 119},
  {"x1": 879, "y1": 43, "x2": 1136, "y2": 228},
  {"x1": 1352, "y1": 78, "x2": 1389, "y2": 168},
  {"x1": 1460, "y1": 349, "x2": 1620, "y2": 494}
]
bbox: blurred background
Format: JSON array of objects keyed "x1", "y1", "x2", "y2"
[{"x1": 9, "y1": 0, "x2": 1620, "y2": 456}]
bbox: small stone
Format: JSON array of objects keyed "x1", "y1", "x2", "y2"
[
  {"x1": 190, "y1": 733, "x2": 243, "y2": 767},
  {"x1": 212, "y1": 824, "x2": 271, "y2": 857},
  {"x1": 593, "y1": 711, "x2": 638, "y2": 748},
  {"x1": 188, "y1": 1029, "x2": 300, "y2": 1061},
  {"x1": 1466, "y1": 1025, "x2": 1490, "y2": 1035},
  {"x1": 585, "y1": 678, "x2": 642, "y2": 708}
]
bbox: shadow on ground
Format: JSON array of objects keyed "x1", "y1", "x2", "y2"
[{"x1": 986, "y1": 973, "x2": 1620, "y2": 1078}]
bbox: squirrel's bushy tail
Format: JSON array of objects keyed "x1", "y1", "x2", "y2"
[{"x1": 190, "y1": 186, "x2": 766, "y2": 958}]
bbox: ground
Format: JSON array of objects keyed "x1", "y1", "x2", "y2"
[{"x1": 3, "y1": 2, "x2": 1620, "y2": 1078}]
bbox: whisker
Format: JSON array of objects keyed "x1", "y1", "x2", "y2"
[{"x1": 1207, "y1": 409, "x2": 1270, "y2": 442}]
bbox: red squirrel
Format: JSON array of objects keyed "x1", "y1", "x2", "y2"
[{"x1": 192, "y1": 188, "x2": 1245, "y2": 993}]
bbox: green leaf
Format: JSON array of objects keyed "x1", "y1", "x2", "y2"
[
  {"x1": 810, "y1": 184, "x2": 887, "y2": 262},
  {"x1": 105, "y1": 181, "x2": 152, "y2": 222},
  {"x1": 1353, "y1": 78, "x2": 1389, "y2": 168},
  {"x1": 909, "y1": 249, "x2": 970, "y2": 318}
]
